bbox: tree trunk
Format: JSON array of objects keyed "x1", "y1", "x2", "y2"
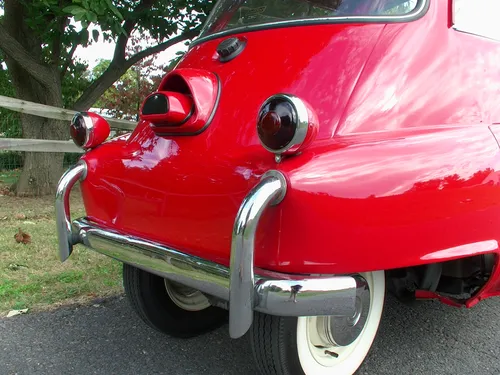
[
  {"x1": 15, "y1": 116, "x2": 66, "y2": 197},
  {"x1": 4, "y1": 58, "x2": 65, "y2": 196},
  {"x1": 2, "y1": 0, "x2": 66, "y2": 196}
]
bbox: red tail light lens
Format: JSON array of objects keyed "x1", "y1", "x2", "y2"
[
  {"x1": 70, "y1": 112, "x2": 110, "y2": 150},
  {"x1": 70, "y1": 114, "x2": 87, "y2": 148},
  {"x1": 257, "y1": 94, "x2": 313, "y2": 155}
]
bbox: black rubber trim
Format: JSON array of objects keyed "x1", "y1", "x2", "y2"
[
  {"x1": 190, "y1": 0, "x2": 430, "y2": 49},
  {"x1": 153, "y1": 73, "x2": 222, "y2": 137}
]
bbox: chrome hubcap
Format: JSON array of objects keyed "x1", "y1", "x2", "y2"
[
  {"x1": 164, "y1": 279, "x2": 211, "y2": 311},
  {"x1": 298, "y1": 271, "x2": 385, "y2": 373},
  {"x1": 310, "y1": 282, "x2": 370, "y2": 348}
]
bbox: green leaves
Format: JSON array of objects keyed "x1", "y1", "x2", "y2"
[
  {"x1": 62, "y1": 5, "x2": 87, "y2": 16},
  {"x1": 62, "y1": 0, "x2": 123, "y2": 27},
  {"x1": 104, "y1": 0, "x2": 123, "y2": 20},
  {"x1": 62, "y1": 59, "x2": 92, "y2": 108},
  {"x1": 1, "y1": 0, "x2": 215, "y2": 109},
  {"x1": 11, "y1": 0, "x2": 213, "y2": 49},
  {"x1": 87, "y1": 11, "x2": 98, "y2": 23}
]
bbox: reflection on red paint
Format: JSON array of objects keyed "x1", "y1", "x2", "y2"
[
  {"x1": 421, "y1": 241, "x2": 498, "y2": 261},
  {"x1": 79, "y1": 0, "x2": 500, "y2": 308}
]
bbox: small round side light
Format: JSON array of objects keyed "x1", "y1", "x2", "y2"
[{"x1": 70, "y1": 112, "x2": 110, "y2": 150}]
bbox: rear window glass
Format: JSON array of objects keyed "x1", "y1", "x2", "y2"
[{"x1": 200, "y1": 0, "x2": 422, "y2": 38}]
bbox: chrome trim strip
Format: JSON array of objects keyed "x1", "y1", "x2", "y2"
[
  {"x1": 451, "y1": 26, "x2": 500, "y2": 43},
  {"x1": 73, "y1": 219, "x2": 231, "y2": 301},
  {"x1": 192, "y1": 0, "x2": 429, "y2": 48},
  {"x1": 55, "y1": 161, "x2": 87, "y2": 262},
  {"x1": 229, "y1": 171, "x2": 287, "y2": 338}
]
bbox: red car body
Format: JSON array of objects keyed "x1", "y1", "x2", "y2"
[
  {"x1": 56, "y1": 1, "x2": 500, "y2": 373},
  {"x1": 78, "y1": 0, "x2": 500, "y2": 307}
]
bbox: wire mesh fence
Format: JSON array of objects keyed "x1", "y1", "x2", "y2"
[
  {"x1": 0, "y1": 150, "x2": 80, "y2": 187},
  {"x1": 0, "y1": 95, "x2": 137, "y2": 190},
  {"x1": 0, "y1": 150, "x2": 23, "y2": 171}
]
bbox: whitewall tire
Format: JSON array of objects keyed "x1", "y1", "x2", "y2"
[{"x1": 250, "y1": 271, "x2": 385, "y2": 375}]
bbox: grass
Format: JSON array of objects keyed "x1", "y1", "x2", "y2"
[
  {"x1": 0, "y1": 169, "x2": 21, "y2": 186},
  {"x1": 0, "y1": 182, "x2": 123, "y2": 316}
]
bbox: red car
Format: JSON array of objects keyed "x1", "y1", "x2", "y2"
[{"x1": 56, "y1": 0, "x2": 500, "y2": 374}]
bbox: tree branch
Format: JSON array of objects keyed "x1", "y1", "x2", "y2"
[
  {"x1": 127, "y1": 29, "x2": 199, "y2": 66},
  {"x1": 72, "y1": 29, "x2": 199, "y2": 111},
  {"x1": 60, "y1": 44, "x2": 78, "y2": 79},
  {"x1": 113, "y1": 0, "x2": 156, "y2": 63},
  {"x1": 0, "y1": 23, "x2": 55, "y2": 89},
  {"x1": 51, "y1": 13, "x2": 69, "y2": 65}
]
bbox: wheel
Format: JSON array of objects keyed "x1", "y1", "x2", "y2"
[
  {"x1": 123, "y1": 264, "x2": 228, "y2": 338},
  {"x1": 249, "y1": 271, "x2": 385, "y2": 375}
]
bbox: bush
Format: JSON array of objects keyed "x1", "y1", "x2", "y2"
[
  {"x1": 0, "y1": 61, "x2": 22, "y2": 139},
  {"x1": 63, "y1": 153, "x2": 81, "y2": 167},
  {"x1": 0, "y1": 151, "x2": 23, "y2": 171},
  {"x1": 0, "y1": 152, "x2": 80, "y2": 172},
  {"x1": 0, "y1": 109, "x2": 21, "y2": 138}
]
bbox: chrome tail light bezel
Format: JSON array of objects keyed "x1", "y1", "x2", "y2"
[
  {"x1": 257, "y1": 93, "x2": 313, "y2": 157},
  {"x1": 70, "y1": 112, "x2": 110, "y2": 150}
]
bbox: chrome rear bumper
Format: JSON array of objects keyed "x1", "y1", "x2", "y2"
[{"x1": 56, "y1": 161, "x2": 368, "y2": 339}]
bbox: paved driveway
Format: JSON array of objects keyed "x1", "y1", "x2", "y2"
[{"x1": 0, "y1": 294, "x2": 498, "y2": 374}]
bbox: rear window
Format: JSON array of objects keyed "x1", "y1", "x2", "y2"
[{"x1": 200, "y1": 0, "x2": 424, "y2": 38}]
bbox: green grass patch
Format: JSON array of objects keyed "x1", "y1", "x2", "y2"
[
  {"x1": 0, "y1": 169, "x2": 21, "y2": 186},
  {"x1": 0, "y1": 190, "x2": 123, "y2": 315}
]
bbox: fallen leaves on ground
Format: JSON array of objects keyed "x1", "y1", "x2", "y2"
[
  {"x1": 14, "y1": 228, "x2": 31, "y2": 244},
  {"x1": 14, "y1": 213, "x2": 26, "y2": 220},
  {"x1": 6, "y1": 309, "x2": 29, "y2": 318},
  {"x1": 8, "y1": 263, "x2": 28, "y2": 271}
]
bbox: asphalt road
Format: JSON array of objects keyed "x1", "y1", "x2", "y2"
[{"x1": 1, "y1": 294, "x2": 499, "y2": 375}]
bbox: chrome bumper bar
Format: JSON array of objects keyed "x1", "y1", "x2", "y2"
[{"x1": 56, "y1": 162, "x2": 368, "y2": 339}]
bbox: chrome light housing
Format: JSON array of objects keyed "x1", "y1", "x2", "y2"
[
  {"x1": 257, "y1": 94, "x2": 317, "y2": 158},
  {"x1": 70, "y1": 112, "x2": 110, "y2": 150}
]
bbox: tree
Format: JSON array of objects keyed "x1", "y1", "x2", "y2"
[
  {"x1": 0, "y1": 52, "x2": 20, "y2": 139},
  {"x1": 0, "y1": 0, "x2": 213, "y2": 196},
  {"x1": 0, "y1": 52, "x2": 23, "y2": 171},
  {"x1": 92, "y1": 35, "x2": 169, "y2": 121}
]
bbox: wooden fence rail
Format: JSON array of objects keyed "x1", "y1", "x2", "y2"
[
  {"x1": 0, "y1": 95, "x2": 137, "y2": 130},
  {"x1": 0, "y1": 95, "x2": 137, "y2": 153},
  {"x1": 0, "y1": 139, "x2": 83, "y2": 153}
]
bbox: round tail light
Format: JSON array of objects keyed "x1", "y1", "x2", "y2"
[
  {"x1": 70, "y1": 112, "x2": 110, "y2": 150},
  {"x1": 257, "y1": 94, "x2": 317, "y2": 156}
]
